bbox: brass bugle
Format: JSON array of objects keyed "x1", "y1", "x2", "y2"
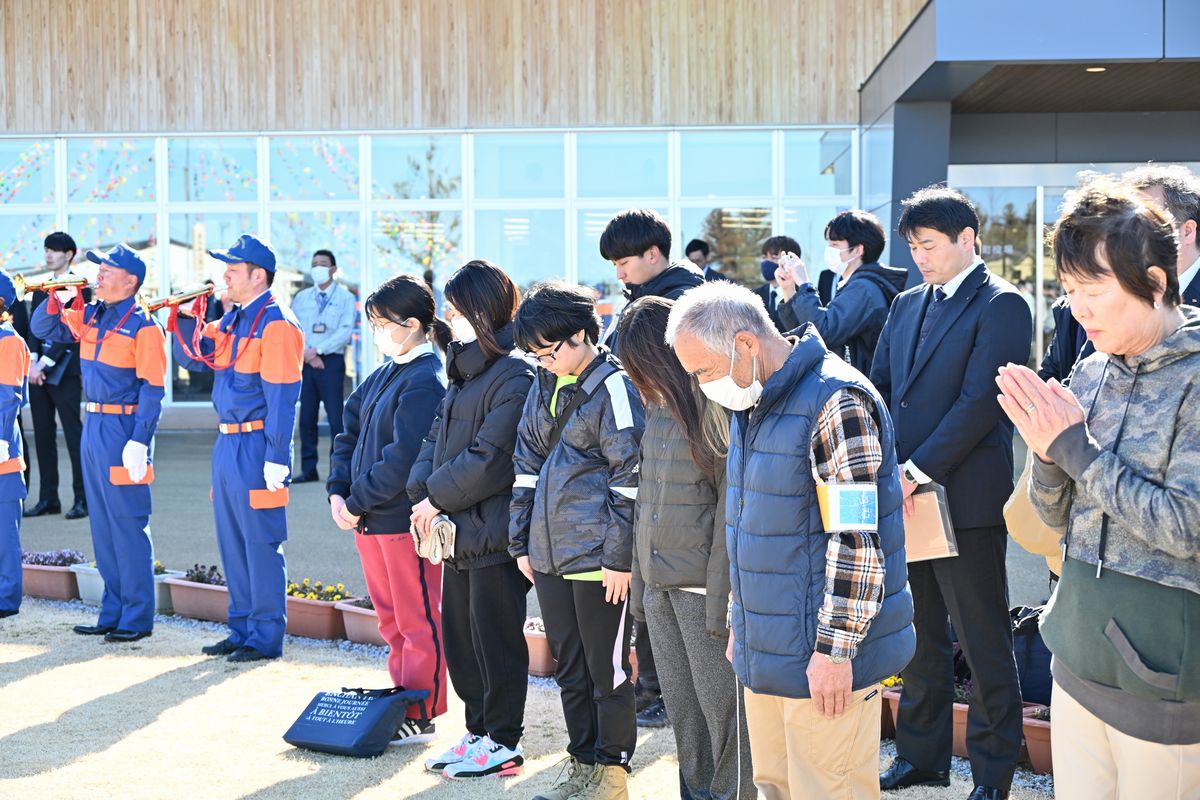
[
  {"x1": 13, "y1": 274, "x2": 90, "y2": 298},
  {"x1": 143, "y1": 285, "x2": 215, "y2": 313}
]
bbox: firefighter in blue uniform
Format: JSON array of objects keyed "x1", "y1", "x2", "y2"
[
  {"x1": 32, "y1": 244, "x2": 166, "y2": 642},
  {"x1": 0, "y1": 272, "x2": 31, "y2": 619},
  {"x1": 172, "y1": 234, "x2": 304, "y2": 662}
]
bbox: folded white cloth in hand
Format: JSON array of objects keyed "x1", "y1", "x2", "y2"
[
  {"x1": 264, "y1": 461, "x2": 289, "y2": 491},
  {"x1": 122, "y1": 440, "x2": 149, "y2": 483}
]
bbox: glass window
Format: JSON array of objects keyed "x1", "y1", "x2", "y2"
[
  {"x1": 168, "y1": 138, "x2": 258, "y2": 202},
  {"x1": 0, "y1": 140, "x2": 55, "y2": 204},
  {"x1": 679, "y1": 132, "x2": 772, "y2": 198},
  {"x1": 474, "y1": 209, "x2": 565, "y2": 290},
  {"x1": 576, "y1": 207, "x2": 670, "y2": 301},
  {"x1": 373, "y1": 136, "x2": 462, "y2": 200},
  {"x1": 680, "y1": 207, "x2": 772, "y2": 286},
  {"x1": 862, "y1": 115, "x2": 894, "y2": 214},
  {"x1": 577, "y1": 133, "x2": 668, "y2": 199},
  {"x1": 373, "y1": 210, "x2": 462, "y2": 287},
  {"x1": 474, "y1": 135, "x2": 564, "y2": 199},
  {"x1": 0, "y1": 215, "x2": 56, "y2": 276},
  {"x1": 66, "y1": 138, "x2": 156, "y2": 203},
  {"x1": 270, "y1": 137, "x2": 360, "y2": 201},
  {"x1": 269, "y1": 211, "x2": 362, "y2": 299},
  {"x1": 784, "y1": 130, "x2": 852, "y2": 197},
  {"x1": 780, "y1": 204, "x2": 849, "y2": 262},
  {"x1": 68, "y1": 213, "x2": 160, "y2": 294}
]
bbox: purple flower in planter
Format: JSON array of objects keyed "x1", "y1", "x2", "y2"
[{"x1": 20, "y1": 549, "x2": 87, "y2": 567}]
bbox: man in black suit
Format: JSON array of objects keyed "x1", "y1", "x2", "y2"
[
  {"x1": 871, "y1": 187, "x2": 1031, "y2": 800},
  {"x1": 754, "y1": 235, "x2": 802, "y2": 333},
  {"x1": 816, "y1": 267, "x2": 839, "y2": 305},
  {"x1": 1126, "y1": 164, "x2": 1200, "y2": 305},
  {"x1": 683, "y1": 238, "x2": 725, "y2": 282},
  {"x1": 24, "y1": 232, "x2": 88, "y2": 520}
]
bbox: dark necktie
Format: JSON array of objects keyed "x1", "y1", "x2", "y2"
[{"x1": 917, "y1": 287, "x2": 948, "y2": 348}]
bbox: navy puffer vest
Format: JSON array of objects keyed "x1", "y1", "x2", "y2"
[{"x1": 727, "y1": 327, "x2": 915, "y2": 698}]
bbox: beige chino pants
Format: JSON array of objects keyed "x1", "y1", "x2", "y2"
[{"x1": 743, "y1": 683, "x2": 882, "y2": 800}]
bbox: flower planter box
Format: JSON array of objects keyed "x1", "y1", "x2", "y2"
[
  {"x1": 72, "y1": 565, "x2": 184, "y2": 613},
  {"x1": 881, "y1": 688, "x2": 901, "y2": 739},
  {"x1": 164, "y1": 577, "x2": 229, "y2": 622},
  {"x1": 286, "y1": 595, "x2": 348, "y2": 640},
  {"x1": 1022, "y1": 708, "x2": 1053, "y2": 775},
  {"x1": 22, "y1": 564, "x2": 79, "y2": 600},
  {"x1": 952, "y1": 701, "x2": 970, "y2": 758},
  {"x1": 525, "y1": 629, "x2": 557, "y2": 677},
  {"x1": 336, "y1": 600, "x2": 386, "y2": 647}
]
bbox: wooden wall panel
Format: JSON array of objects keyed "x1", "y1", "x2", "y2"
[{"x1": 0, "y1": 0, "x2": 927, "y2": 133}]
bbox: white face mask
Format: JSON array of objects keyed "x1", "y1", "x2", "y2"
[
  {"x1": 375, "y1": 322, "x2": 417, "y2": 358},
  {"x1": 450, "y1": 315, "x2": 477, "y2": 343},
  {"x1": 311, "y1": 266, "x2": 332, "y2": 286},
  {"x1": 823, "y1": 245, "x2": 851, "y2": 275},
  {"x1": 699, "y1": 341, "x2": 763, "y2": 411}
]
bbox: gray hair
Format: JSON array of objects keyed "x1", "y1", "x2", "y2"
[
  {"x1": 665, "y1": 280, "x2": 777, "y2": 354},
  {"x1": 1123, "y1": 164, "x2": 1200, "y2": 229}
]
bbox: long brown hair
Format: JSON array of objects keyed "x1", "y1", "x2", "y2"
[
  {"x1": 617, "y1": 296, "x2": 727, "y2": 476},
  {"x1": 444, "y1": 260, "x2": 521, "y2": 360}
]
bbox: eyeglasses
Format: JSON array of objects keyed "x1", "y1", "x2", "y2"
[
  {"x1": 369, "y1": 320, "x2": 409, "y2": 336},
  {"x1": 526, "y1": 338, "x2": 569, "y2": 365}
]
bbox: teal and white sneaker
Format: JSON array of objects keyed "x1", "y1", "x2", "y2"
[
  {"x1": 442, "y1": 736, "x2": 524, "y2": 779},
  {"x1": 424, "y1": 732, "x2": 484, "y2": 772}
]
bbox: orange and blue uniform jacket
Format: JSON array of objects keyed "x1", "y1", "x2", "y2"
[{"x1": 0, "y1": 322, "x2": 30, "y2": 614}]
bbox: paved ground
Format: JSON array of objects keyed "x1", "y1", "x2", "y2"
[{"x1": 17, "y1": 430, "x2": 1054, "y2": 619}]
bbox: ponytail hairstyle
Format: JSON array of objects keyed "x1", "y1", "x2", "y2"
[
  {"x1": 616, "y1": 296, "x2": 728, "y2": 476},
  {"x1": 364, "y1": 274, "x2": 453, "y2": 353},
  {"x1": 443, "y1": 259, "x2": 521, "y2": 360}
]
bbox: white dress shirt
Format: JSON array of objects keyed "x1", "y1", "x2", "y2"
[{"x1": 291, "y1": 281, "x2": 356, "y2": 355}]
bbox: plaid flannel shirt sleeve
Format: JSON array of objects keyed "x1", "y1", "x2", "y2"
[{"x1": 810, "y1": 388, "x2": 887, "y2": 660}]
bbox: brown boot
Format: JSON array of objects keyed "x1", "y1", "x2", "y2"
[
  {"x1": 533, "y1": 757, "x2": 597, "y2": 800},
  {"x1": 568, "y1": 764, "x2": 629, "y2": 800}
]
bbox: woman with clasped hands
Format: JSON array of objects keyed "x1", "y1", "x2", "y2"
[{"x1": 995, "y1": 181, "x2": 1200, "y2": 799}]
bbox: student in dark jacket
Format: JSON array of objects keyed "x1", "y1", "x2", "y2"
[
  {"x1": 600, "y1": 207, "x2": 703, "y2": 732},
  {"x1": 776, "y1": 210, "x2": 909, "y2": 374},
  {"x1": 617, "y1": 296, "x2": 754, "y2": 800},
  {"x1": 511, "y1": 281, "x2": 645, "y2": 800},
  {"x1": 407, "y1": 261, "x2": 534, "y2": 780},
  {"x1": 326, "y1": 274, "x2": 450, "y2": 743}
]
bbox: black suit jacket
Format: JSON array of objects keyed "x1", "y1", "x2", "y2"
[
  {"x1": 753, "y1": 283, "x2": 795, "y2": 333},
  {"x1": 1183, "y1": 270, "x2": 1200, "y2": 307},
  {"x1": 869, "y1": 265, "x2": 1033, "y2": 530},
  {"x1": 817, "y1": 269, "x2": 838, "y2": 306}
]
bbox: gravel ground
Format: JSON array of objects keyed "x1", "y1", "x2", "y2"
[{"x1": 1, "y1": 599, "x2": 1054, "y2": 799}]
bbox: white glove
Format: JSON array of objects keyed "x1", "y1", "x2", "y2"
[
  {"x1": 0, "y1": 440, "x2": 11, "y2": 462},
  {"x1": 122, "y1": 440, "x2": 149, "y2": 483},
  {"x1": 264, "y1": 461, "x2": 289, "y2": 491}
]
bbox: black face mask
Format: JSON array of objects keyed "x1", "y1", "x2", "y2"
[{"x1": 760, "y1": 259, "x2": 778, "y2": 283}]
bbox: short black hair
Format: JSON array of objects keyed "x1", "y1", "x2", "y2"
[
  {"x1": 761, "y1": 236, "x2": 801, "y2": 258},
  {"x1": 599, "y1": 209, "x2": 672, "y2": 261},
  {"x1": 513, "y1": 281, "x2": 601, "y2": 352},
  {"x1": 1053, "y1": 179, "x2": 1180, "y2": 307},
  {"x1": 312, "y1": 249, "x2": 337, "y2": 267},
  {"x1": 897, "y1": 185, "x2": 980, "y2": 244},
  {"x1": 44, "y1": 232, "x2": 77, "y2": 259},
  {"x1": 1124, "y1": 164, "x2": 1200, "y2": 230},
  {"x1": 824, "y1": 210, "x2": 886, "y2": 264},
  {"x1": 685, "y1": 239, "x2": 709, "y2": 257}
]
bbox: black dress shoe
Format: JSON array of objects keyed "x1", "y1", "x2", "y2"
[
  {"x1": 291, "y1": 471, "x2": 320, "y2": 484},
  {"x1": 104, "y1": 629, "x2": 152, "y2": 643},
  {"x1": 74, "y1": 624, "x2": 116, "y2": 636},
  {"x1": 201, "y1": 637, "x2": 241, "y2": 656},
  {"x1": 24, "y1": 499, "x2": 62, "y2": 517},
  {"x1": 65, "y1": 500, "x2": 88, "y2": 520},
  {"x1": 636, "y1": 697, "x2": 669, "y2": 728},
  {"x1": 880, "y1": 757, "x2": 951, "y2": 790},
  {"x1": 228, "y1": 646, "x2": 276, "y2": 663},
  {"x1": 0, "y1": 609, "x2": 17, "y2": 618},
  {"x1": 968, "y1": 787, "x2": 1008, "y2": 800}
]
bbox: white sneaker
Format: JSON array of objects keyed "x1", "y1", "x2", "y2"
[
  {"x1": 442, "y1": 736, "x2": 525, "y2": 779},
  {"x1": 390, "y1": 718, "x2": 436, "y2": 746},
  {"x1": 424, "y1": 731, "x2": 484, "y2": 772}
]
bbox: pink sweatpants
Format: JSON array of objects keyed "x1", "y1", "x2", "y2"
[{"x1": 355, "y1": 532, "x2": 447, "y2": 720}]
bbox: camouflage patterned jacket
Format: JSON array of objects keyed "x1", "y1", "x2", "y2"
[{"x1": 1030, "y1": 311, "x2": 1200, "y2": 594}]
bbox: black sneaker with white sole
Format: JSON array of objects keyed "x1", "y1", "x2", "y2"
[{"x1": 391, "y1": 719, "x2": 436, "y2": 745}]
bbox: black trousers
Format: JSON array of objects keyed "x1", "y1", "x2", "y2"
[
  {"x1": 635, "y1": 620, "x2": 660, "y2": 694},
  {"x1": 441, "y1": 559, "x2": 530, "y2": 749},
  {"x1": 29, "y1": 376, "x2": 85, "y2": 504},
  {"x1": 298, "y1": 353, "x2": 346, "y2": 475},
  {"x1": 535, "y1": 571, "x2": 636, "y2": 769},
  {"x1": 896, "y1": 525, "x2": 1024, "y2": 793}
]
